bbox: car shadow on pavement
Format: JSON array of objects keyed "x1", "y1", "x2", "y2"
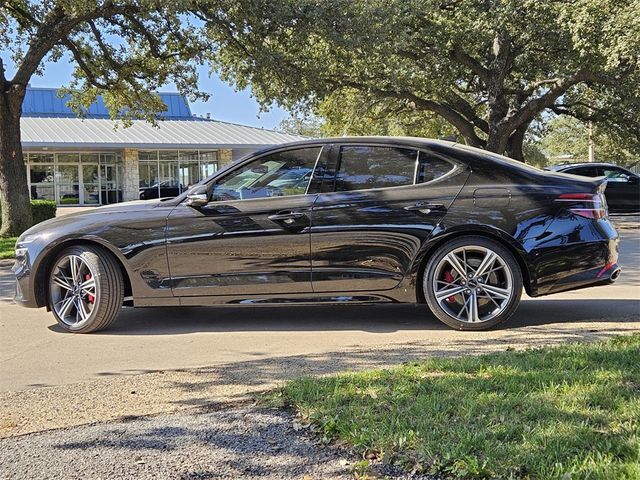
[{"x1": 45, "y1": 298, "x2": 640, "y2": 336}]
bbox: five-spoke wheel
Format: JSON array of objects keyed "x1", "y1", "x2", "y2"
[
  {"x1": 423, "y1": 237, "x2": 522, "y2": 330},
  {"x1": 48, "y1": 246, "x2": 124, "y2": 333}
]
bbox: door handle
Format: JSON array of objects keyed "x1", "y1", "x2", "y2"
[
  {"x1": 267, "y1": 211, "x2": 307, "y2": 223},
  {"x1": 403, "y1": 202, "x2": 447, "y2": 213}
]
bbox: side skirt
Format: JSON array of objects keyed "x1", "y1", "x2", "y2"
[{"x1": 133, "y1": 277, "x2": 418, "y2": 307}]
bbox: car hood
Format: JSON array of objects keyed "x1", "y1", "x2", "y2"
[{"x1": 18, "y1": 199, "x2": 168, "y2": 240}]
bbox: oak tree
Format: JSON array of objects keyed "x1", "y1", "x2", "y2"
[
  {"x1": 0, "y1": 0, "x2": 204, "y2": 236},
  {"x1": 200, "y1": 0, "x2": 639, "y2": 160}
]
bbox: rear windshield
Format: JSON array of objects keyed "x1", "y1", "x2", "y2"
[{"x1": 455, "y1": 144, "x2": 545, "y2": 174}]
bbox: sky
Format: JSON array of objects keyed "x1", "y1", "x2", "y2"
[{"x1": 2, "y1": 51, "x2": 290, "y2": 130}]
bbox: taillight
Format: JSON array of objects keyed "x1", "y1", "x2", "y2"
[{"x1": 556, "y1": 193, "x2": 608, "y2": 219}]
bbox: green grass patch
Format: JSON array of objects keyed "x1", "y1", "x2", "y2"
[
  {"x1": 0, "y1": 237, "x2": 17, "y2": 259},
  {"x1": 283, "y1": 335, "x2": 640, "y2": 479}
]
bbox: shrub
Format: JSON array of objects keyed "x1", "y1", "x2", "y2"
[
  {"x1": 30, "y1": 200, "x2": 57, "y2": 225},
  {"x1": 0, "y1": 200, "x2": 57, "y2": 228}
]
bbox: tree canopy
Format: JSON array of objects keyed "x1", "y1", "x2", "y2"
[
  {"x1": 539, "y1": 115, "x2": 638, "y2": 166},
  {"x1": 0, "y1": 0, "x2": 205, "y2": 236},
  {"x1": 200, "y1": 0, "x2": 640, "y2": 160}
]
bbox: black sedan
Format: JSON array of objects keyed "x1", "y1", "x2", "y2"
[
  {"x1": 546, "y1": 162, "x2": 639, "y2": 213},
  {"x1": 13, "y1": 137, "x2": 620, "y2": 333},
  {"x1": 139, "y1": 180, "x2": 182, "y2": 200}
]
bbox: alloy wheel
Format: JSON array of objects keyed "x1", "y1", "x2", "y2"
[
  {"x1": 50, "y1": 254, "x2": 98, "y2": 327},
  {"x1": 429, "y1": 245, "x2": 514, "y2": 324}
]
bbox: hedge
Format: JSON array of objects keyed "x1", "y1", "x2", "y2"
[{"x1": 0, "y1": 199, "x2": 57, "y2": 228}]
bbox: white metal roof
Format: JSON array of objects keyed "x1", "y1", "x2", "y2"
[{"x1": 20, "y1": 117, "x2": 304, "y2": 149}]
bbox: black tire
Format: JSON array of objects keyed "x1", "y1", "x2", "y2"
[
  {"x1": 423, "y1": 236, "x2": 523, "y2": 330},
  {"x1": 48, "y1": 245, "x2": 124, "y2": 333}
]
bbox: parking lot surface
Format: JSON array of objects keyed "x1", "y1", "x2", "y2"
[{"x1": 0, "y1": 227, "x2": 638, "y2": 438}]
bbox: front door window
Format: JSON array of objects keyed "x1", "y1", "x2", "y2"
[{"x1": 211, "y1": 147, "x2": 321, "y2": 202}]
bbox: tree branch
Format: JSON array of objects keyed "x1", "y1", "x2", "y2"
[
  {"x1": 505, "y1": 71, "x2": 604, "y2": 132},
  {"x1": 450, "y1": 44, "x2": 490, "y2": 84},
  {"x1": 60, "y1": 38, "x2": 110, "y2": 89},
  {"x1": 333, "y1": 79, "x2": 485, "y2": 146}
]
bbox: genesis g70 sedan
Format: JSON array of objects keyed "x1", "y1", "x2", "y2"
[{"x1": 13, "y1": 137, "x2": 621, "y2": 332}]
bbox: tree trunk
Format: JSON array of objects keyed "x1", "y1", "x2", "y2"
[
  {"x1": 0, "y1": 86, "x2": 32, "y2": 237},
  {"x1": 505, "y1": 123, "x2": 529, "y2": 161}
]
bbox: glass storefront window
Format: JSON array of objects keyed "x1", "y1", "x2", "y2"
[
  {"x1": 200, "y1": 150, "x2": 218, "y2": 179},
  {"x1": 81, "y1": 153, "x2": 99, "y2": 164},
  {"x1": 139, "y1": 161, "x2": 159, "y2": 188},
  {"x1": 56, "y1": 165, "x2": 80, "y2": 204},
  {"x1": 29, "y1": 164, "x2": 55, "y2": 201},
  {"x1": 57, "y1": 153, "x2": 80, "y2": 163},
  {"x1": 137, "y1": 150, "x2": 219, "y2": 199},
  {"x1": 25, "y1": 150, "x2": 122, "y2": 206},
  {"x1": 29, "y1": 164, "x2": 55, "y2": 184},
  {"x1": 159, "y1": 151, "x2": 179, "y2": 161},
  {"x1": 28, "y1": 153, "x2": 54, "y2": 163},
  {"x1": 159, "y1": 160, "x2": 179, "y2": 187},
  {"x1": 179, "y1": 161, "x2": 200, "y2": 189},
  {"x1": 138, "y1": 151, "x2": 158, "y2": 161}
]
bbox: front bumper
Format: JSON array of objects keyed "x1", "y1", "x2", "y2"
[{"x1": 12, "y1": 244, "x2": 41, "y2": 308}]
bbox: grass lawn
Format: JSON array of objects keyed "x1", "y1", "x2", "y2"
[
  {"x1": 282, "y1": 335, "x2": 640, "y2": 479},
  {"x1": 0, "y1": 237, "x2": 17, "y2": 259}
]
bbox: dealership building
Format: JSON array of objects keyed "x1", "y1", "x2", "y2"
[{"x1": 20, "y1": 87, "x2": 302, "y2": 205}]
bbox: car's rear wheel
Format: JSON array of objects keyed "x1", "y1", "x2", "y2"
[
  {"x1": 48, "y1": 246, "x2": 123, "y2": 333},
  {"x1": 423, "y1": 236, "x2": 523, "y2": 330}
]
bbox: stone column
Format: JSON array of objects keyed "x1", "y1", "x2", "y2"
[
  {"x1": 218, "y1": 149, "x2": 233, "y2": 168},
  {"x1": 121, "y1": 148, "x2": 140, "y2": 202}
]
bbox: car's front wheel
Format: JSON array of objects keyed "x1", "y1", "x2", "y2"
[
  {"x1": 48, "y1": 246, "x2": 124, "y2": 333},
  {"x1": 423, "y1": 236, "x2": 523, "y2": 330}
]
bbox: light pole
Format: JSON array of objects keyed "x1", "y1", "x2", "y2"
[{"x1": 587, "y1": 108, "x2": 595, "y2": 162}]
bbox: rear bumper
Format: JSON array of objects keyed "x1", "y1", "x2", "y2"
[{"x1": 527, "y1": 217, "x2": 620, "y2": 297}]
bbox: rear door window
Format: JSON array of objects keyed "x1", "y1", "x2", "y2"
[
  {"x1": 600, "y1": 167, "x2": 631, "y2": 183},
  {"x1": 334, "y1": 145, "x2": 418, "y2": 192},
  {"x1": 416, "y1": 152, "x2": 455, "y2": 184},
  {"x1": 567, "y1": 166, "x2": 598, "y2": 177}
]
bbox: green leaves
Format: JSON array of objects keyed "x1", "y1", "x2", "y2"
[
  {"x1": 199, "y1": 0, "x2": 639, "y2": 159},
  {"x1": 1, "y1": 1, "x2": 206, "y2": 122}
]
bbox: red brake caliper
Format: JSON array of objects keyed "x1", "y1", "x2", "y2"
[
  {"x1": 85, "y1": 273, "x2": 95, "y2": 303},
  {"x1": 443, "y1": 270, "x2": 456, "y2": 303}
]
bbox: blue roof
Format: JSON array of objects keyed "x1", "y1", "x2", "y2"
[{"x1": 22, "y1": 87, "x2": 193, "y2": 119}]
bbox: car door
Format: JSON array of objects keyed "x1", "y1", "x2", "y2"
[
  {"x1": 165, "y1": 145, "x2": 325, "y2": 297},
  {"x1": 310, "y1": 143, "x2": 469, "y2": 293},
  {"x1": 598, "y1": 166, "x2": 640, "y2": 212}
]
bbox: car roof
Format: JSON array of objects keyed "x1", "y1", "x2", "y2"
[
  {"x1": 248, "y1": 136, "x2": 552, "y2": 177},
  {"x1": 251, "y1": 136, "x2": 458, "y2": 155},
  {"x1": 548, "y1": 162, "x2": 628, "y2": 171}
]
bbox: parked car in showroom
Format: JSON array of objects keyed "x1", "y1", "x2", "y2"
[
  {"x1": 139, "y1": 180, "x2": 182, "y2": 200},
  {"x1": 545, "y1": 162, "x2": 639, "y2": 213},
  {"x1": 13, "y1": 137, "x2": 620, "y2": 333}
]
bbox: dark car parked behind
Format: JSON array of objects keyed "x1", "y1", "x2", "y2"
[
  {"x1": 546, "y1": 162, "x2": 639, "y2": 213},
  {"x1": 13, "y1": 137, "x2": 621, "y2": 333}
]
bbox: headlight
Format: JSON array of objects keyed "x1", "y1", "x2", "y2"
[
  {"x1": 16, "y1": 232, "x2": 43, "y2": 245},
  {"x1": 15, "y1": 247, "x2": 29, "y2": 259}
]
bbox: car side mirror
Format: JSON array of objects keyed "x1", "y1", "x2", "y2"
[
  {"x1": 628, "y1": 175, "x2": 639, "y2": 184},
  {"x1": 185, "y1": 185, "x2": 209, "y2": 207}
]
